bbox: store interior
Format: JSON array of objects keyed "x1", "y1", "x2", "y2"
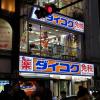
[{"x1": 20, "y1": 22, "x2": 81, "y2": 60}]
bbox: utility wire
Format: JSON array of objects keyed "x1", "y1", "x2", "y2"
[{"x1": 58, "y1": 0, "x2": 83, "y2": 11}]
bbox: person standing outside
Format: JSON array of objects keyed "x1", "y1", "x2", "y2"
[{"x1": 60, "y1": 91, "x2": 68, "y2": 100}]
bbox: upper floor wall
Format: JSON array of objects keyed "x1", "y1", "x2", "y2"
[{"x1": 84, "y1": 0, "x2": 100, "y2": 62}]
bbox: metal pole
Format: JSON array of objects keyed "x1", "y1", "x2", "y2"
[{"x1": 40, "y1": 25, "x2": 42, "y2": 56}]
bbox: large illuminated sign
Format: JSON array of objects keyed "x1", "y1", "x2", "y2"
[
  {"x1": 31, "y1": 6, "x2": 84, "y2": 33},
  {"x1": 46, "y1": 14, "x2": 84, "y2": 33},
  {"x1": 19, "y1": 56, "x2": 94, "y2": 76}
]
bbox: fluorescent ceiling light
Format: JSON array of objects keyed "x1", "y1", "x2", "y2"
[
  {"x1": 49, "y1": 0, "x2": 55, "y2": 2},
  {"x1": 61, "y1": 34, "x2": 66, "y2": 37},
  {"x1": 55, "y1": 29, "x2": 59, "y2": 31},
  {"x1": 29, "y1": 35, "x2": 56, "y2": 43},
  {"x1": 48, "y1": 31, "x2": 52, "y2": 33},
  {"x1": 19, "y1": 72, "x2": 50, "y2": 77}
]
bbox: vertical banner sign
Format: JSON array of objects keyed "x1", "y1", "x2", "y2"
[{"x1": 0, "y1": 18, "x2": 12, "y2": 50}]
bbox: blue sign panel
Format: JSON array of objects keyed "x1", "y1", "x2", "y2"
[{"x1": 31, "y1": 6, "x2": 84, "y2": 33}]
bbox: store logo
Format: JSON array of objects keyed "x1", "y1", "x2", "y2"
[
  {"x1": 46, "y1": 14, "x2": 84, "y2": 33},
  {"x1": 46, "y1": 14, "x2": 73, "y2": 29},
  {"x1": 35, "y1": 59, "x2": 80, "y2": 74}
]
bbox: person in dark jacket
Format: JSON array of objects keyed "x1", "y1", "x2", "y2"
[
  {"x1": 60, "y1": 91, "x2": 68, "y2": 100},
  {"x1": 95, "y1": 91, "x2": 100, "y2": 100},
  {"x1": 34, "y1": 81, "x2": 52, "y2": 100},
  {"x1": 11, "y1": 81, "x2": 29, "y2": 100},
  {"x1": 77, "y1": 86, "x2": 90, "y2": 100}
]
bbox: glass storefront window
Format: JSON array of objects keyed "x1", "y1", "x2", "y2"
[
  {"x1": 60, "y1": 80, "x2": 69, "y2": 96},
  {"x1": 20, "y1": 20, "x2": 82, "y2": 60}
]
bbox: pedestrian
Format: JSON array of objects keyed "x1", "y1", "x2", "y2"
[
  {"x1": 92, "y1": 91, "x2": 97, "y2": 100},
  {"x1": 95, "y1": 91, "x2": 100, "y2": 100},
  {"x1": 77, "y1": 86, "x2": 90, "y2": 100},
  {"x1": 34, "y1": 81, "x2": 52, "y2": 100},
  {"x1": 33, "y1": 92, "x2": 41, "y2": 100},
  {"x1": 60, "y1": 91, "x2": 68, "y2": 100},
  {"x1": 11, "y1": 81, "x2": 29, "y2": 100}
]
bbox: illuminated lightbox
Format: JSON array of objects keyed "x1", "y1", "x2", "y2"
[
  {"x1": 19, "y1": 55, "x2": 94, "y2": 76},
  {"x1": 30, "y1": 6, "x2": 84, "y2": 33}
]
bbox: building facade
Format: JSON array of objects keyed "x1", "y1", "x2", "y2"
[
  {"x1": 19, "y1": 0, "x2": 94, "y2": 97},
  {"x1": 0, "y1": 0, "x2": 99, "y2": 97},
  {"x1": 84, "y1": 0, "x2": 100, "y2": 91}
]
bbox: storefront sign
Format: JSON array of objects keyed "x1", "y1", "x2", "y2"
[
  {"x1": 19, "y1": 56, "x2": 33, "y2": 72},
  {"x1": 31, "y1": 6, "x2": 84, "y2": 33},
  {"x1": 46, "y1": 14, "x2": 84, "y2": 33},
  {"x1": 19, "y1": 56, "x2": 94, "y2": 76},
  {"x1": 50, "y1": 74, "x2": 72, "y2": 80},
  {"x1": 80, "y1": 63, "x2": 94, "y2": 76},
  {"x1": 72, "y1": 76, "x2": 92, "y2": 82},
  {"x1": 0, "y1": 18, "x2": 12, "y2": 50}
]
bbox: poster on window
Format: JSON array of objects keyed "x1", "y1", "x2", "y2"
[
  {"x1": 20, "y1": 20, "x2": 28, "y2": 52},
  {"x1": 0, "y1": 18, "x2": 12, "y2": 50}
]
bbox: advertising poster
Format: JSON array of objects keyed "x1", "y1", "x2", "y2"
[{"x1": 20, "y1": 20, "x2": 28, "y2": 52}]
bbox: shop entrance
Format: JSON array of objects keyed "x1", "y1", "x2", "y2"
[{"x1": 51, "y1": 80, "x2": 71, "y2": 99}]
